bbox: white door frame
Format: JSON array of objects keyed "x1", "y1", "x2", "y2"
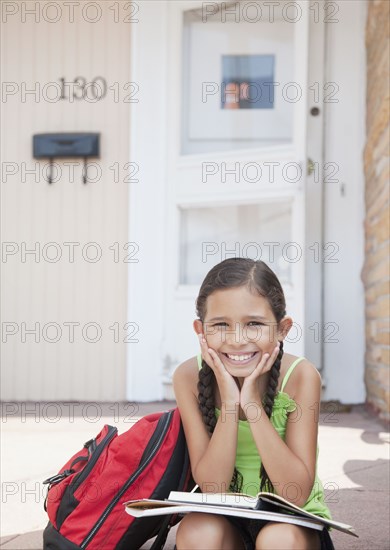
[{"x1": 126, "y1": 1, "x2": 169, "y2": 401}]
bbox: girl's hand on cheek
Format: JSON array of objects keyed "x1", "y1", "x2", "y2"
[
  {"x1": 240, "y1": 344, "x2": 280, "y2": 409},
  {"x1": 198, "y1": 334, "x2": 240, "y2": 406}
]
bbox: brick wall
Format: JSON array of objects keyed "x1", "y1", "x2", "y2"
[{"x1": 361, "y1": 0, "x2": 390, "y2": 422}]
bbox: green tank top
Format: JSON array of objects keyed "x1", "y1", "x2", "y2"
[{"x1": 197, "y1": 353, "x2": 332, "y2": 520}]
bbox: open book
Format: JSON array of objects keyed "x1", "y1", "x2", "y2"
[{"x1": 125, "y1": 490, "x2": 358, "y2": 538}]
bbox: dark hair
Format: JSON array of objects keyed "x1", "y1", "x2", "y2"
[{"x1": 196, "y1": 257, "x2": 286, "y2": 494}]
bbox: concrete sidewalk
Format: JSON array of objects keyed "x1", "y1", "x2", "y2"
[{"x1": 1, "y1": 402, "x2": 389, "y2": 549}]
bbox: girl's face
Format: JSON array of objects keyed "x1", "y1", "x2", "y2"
[{"x1": 196, "y1": 286, "x2": 291, "y2": 379}]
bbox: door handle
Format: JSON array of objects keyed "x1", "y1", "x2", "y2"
[{"x1": 307, "y1": 158, "x2": 316, "y2": 176}]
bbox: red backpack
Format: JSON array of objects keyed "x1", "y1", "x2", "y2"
[{"x1": 43, "y1": 407, "x2": 194, "y2": 549}]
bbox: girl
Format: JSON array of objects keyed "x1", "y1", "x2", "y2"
[{"x1": 172, "y1": 258, "x2": 334, "y2": 550}]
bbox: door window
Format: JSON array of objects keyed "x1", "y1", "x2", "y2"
[
  {"x1": 179, "y1": 201, "x2": 293, "y2": 285},
  {"x1": 181, "y1": 6, "x2": 295, "y2": 154}
]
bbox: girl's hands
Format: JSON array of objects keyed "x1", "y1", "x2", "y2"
[
  {"x1": 240, "y1": 343, "x2": 281, "y2": 409},
  {"x1": 198, "y1": 333, "x2": 240, "y2": 406}
]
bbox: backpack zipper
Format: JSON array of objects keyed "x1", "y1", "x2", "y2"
[
  {"x1": 71, "y1": 425, "x2": 117, "y2": 495},
  {"x1": 80, "y1": 410, "x2": 173, "y2": 548}
]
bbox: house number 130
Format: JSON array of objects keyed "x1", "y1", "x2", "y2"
[{"x1": 59, "y1": 77, "x2": 107, "y2": 101}]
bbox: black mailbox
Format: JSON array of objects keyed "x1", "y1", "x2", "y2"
[{"x1": 33, "y1": 133, "x2": 100, "y2": 184}]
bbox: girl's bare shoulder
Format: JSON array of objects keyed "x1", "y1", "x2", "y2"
[
  {"x1": 279, "y1": 352, "x2": 321, "y2": 396},
  {"x1": 172, "y1": 355, "x2": 199, "y2": 397}
]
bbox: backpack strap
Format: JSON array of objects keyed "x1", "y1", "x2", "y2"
[
  {"x1": 150, "y1": 514, "x2": 174, "y2": 550},
  {"x1": 280, "y1": 357, "x2": 305, "y2": 393}
]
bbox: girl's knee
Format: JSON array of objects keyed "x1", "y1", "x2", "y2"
[
  {"x1": 176, "y1": 513, "x2": 244, "y2": 550},
  {"x1": 255, "y1": 523, "x2": 321, "y2": 550},
  {"x1": 176, "y1": 513, "x2": 223, "y2": 549}
]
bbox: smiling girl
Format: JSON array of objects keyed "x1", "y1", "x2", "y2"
[{"x1": 172, "y1": 258, "x2": 334, "y2": 550}]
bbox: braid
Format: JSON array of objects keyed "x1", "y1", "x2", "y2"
[
  {"x1": 197, "y1": 359, "x2": 217, "y2": 434},
  {"x1": 259, "y1": 340, "x2": 284, "y2": 492},
  {"x1": 197, "y1": 358, "x2": 243, "y2": 493}
]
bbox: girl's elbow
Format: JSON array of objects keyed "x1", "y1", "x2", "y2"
[
  {"x1": 199, "y1": 481, "x2": 226, "y2": 493},
  {"x1": 292, "y1": 467, "x2": 315, "y2": 507},
  {"x1": 279, "y1": 479, "x2": 313, "y2": 508},
  {"x1": 296, "y1": 481, "x2": 315, "y2": 508},
  {"x1": 193, "y1": 466, "x2": 231, "y2": 493},
  {"x1": 296, "y1": 493, "x2": 310, "y2": 508}
]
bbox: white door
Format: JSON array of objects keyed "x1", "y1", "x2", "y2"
[
  {"x1": 127, "y1": 0, "x2": 325, "y2": 400},
  {"x1": 164, "y1": 2, "x2": 322, "y2": 396}
]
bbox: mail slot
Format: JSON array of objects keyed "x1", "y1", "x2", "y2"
[{"x1": 33, "y1": 132, "x2": 100, "y2": 184}]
